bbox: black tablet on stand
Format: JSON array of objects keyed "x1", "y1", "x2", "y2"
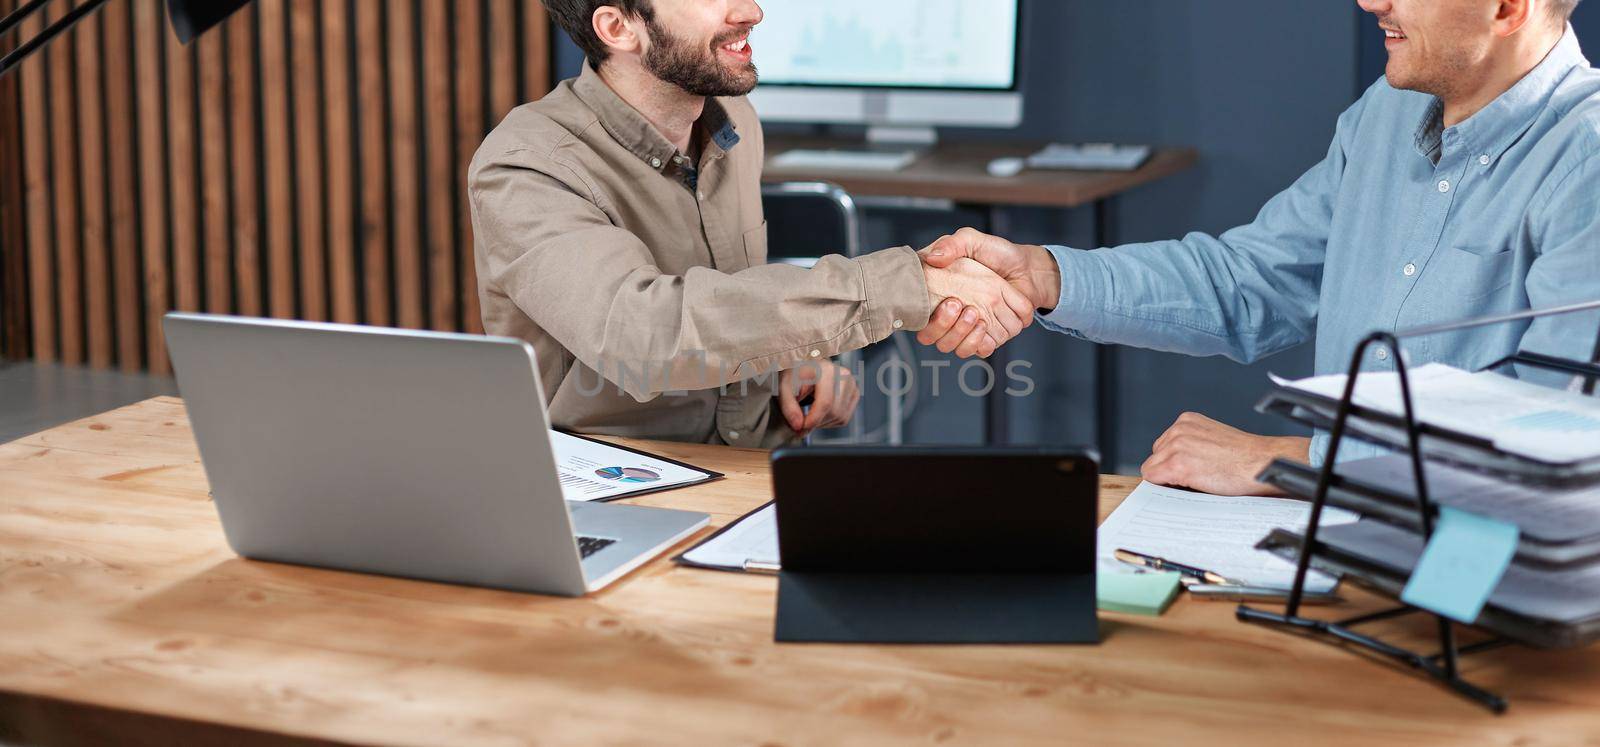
[{"x1": 770, "y1": 447, "x2": 1100, "y2": 644}]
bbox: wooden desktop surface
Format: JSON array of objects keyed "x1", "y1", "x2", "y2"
[
  {"x1": 763, "y1": 136, "x2": 1199, "y2": 208},
  {"x1": 1, "y1": 398, "x2": 1597, "y2": 746}
]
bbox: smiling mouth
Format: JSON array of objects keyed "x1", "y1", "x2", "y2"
[{"x1": 1382, "y1": 26, "x2": 1407, "y2": 40}]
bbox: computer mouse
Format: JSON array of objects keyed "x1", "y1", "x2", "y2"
[{"x1": 987, "y1": 157, "x2": 1026, "y2": 177}]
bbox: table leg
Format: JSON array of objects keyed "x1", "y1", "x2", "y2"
[
  {"x1": 984, "y1": 206, "x2": 1011, "y2": 445},
  {"x1": 1093, "y1": 198, "x2": 1120, "y2": 472}
]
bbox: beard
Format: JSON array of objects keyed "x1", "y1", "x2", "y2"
[{"x1": 642, "y1": 20, "x2": 758, "y2": 97}]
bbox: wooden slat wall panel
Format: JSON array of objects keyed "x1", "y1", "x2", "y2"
[
  {"x1": 258, "y1": 0, "x2": 294, "y2": 320},
  {"x1": 228, "y1": 9, "x2": 262, "y2": 318},
  {"x1": 455, "y1": 0, "x2": 484, "y2": 336},
  {"x1": 19, "y1": 7, "x2": 55, "y2": 363},
  {"x1": 0, "y1": 0, "x2": 34, "y2": 361},
  {"x1": 421, "y1": 0, "x2": 455, "y2": 333},
  {"x1": 133, "y1": 0, "x2": 169, "y2": 373},
  {"x1": 103, "y1": 1, "x2": 142, "y2": 371},
  {"x1": 355, "y1": 1, "x2": 389, "y2": 328},
  {"x1": 197, "y1": 30, "x2": 232, "y2": 315},
  {"x1": 290, "y1": 0, "x2": 326, "y2": 322},
  {"x1": 165, "y1": 13, "x2": 200, "y2": 315},
  {"x1": 47, "y1": 0, "x2": 82, "y2": 364},
  {"x1": 322, "y1": 0, "x2": 357, "y2": 325},
  {"x1": 0, "y1": 0, "x2": 552, "y2": 369},
  {"x1": 75, "y1": 11, "x2": 112, "y2": 368},
  {"x1": 388, "y1": 0, "x2": 423, "y2": 331}
]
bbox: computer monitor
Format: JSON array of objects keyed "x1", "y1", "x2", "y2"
[{"x1": 748, "y1": 0, "x2": 1024, "y2": 137}]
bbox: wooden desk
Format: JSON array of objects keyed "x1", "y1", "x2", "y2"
[
  {"x1": 3, "y1": 398, "x2": 1597, "y2": 746},
  {"x1": 765, "y1": 137, "x2": 1201, "y2": 468},
  {"x1": 764, "y1": 137, "x2": 1199, "y2": 210}
]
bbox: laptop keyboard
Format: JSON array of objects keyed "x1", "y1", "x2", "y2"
[{"x1": 577, "y1": 535, "x2": 617, "y2": 559}]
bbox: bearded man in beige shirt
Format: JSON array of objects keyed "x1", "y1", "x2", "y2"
[{"x1": 469, "y1": 0, "x2": 1030, "y2": 447}]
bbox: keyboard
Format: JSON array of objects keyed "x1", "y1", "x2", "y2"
[
  {"x1": 577, "y1": 535, "x2": 617, "y2": 559},
  {"x1": 1027, "y1": 143, "x2": 1152, "y2": 172},
  {"x1": 770, "y1": 148, "x2": 921, "y2": 172}
]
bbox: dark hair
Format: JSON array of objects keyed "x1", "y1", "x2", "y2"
[{"x1": 542, "y1": 0, "x2": 655, "y2": 69}]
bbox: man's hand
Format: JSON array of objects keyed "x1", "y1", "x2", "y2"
[
  {"x1": 1139, "y1": 412, "x2": 1312, "y2": 496},
  {"x1": 917, "y1": 228, "x2": 1060, "y2": 358},
  {"x1": 779, "y1": 361, "x2": 860, "y2": 438},
  {"x1": 921, "y1": 256, "x2": 1036, "y2": 359}
]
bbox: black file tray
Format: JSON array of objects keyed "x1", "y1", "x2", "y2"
[
  {"x1": 1258, "y1": 459, "x2": 1600, "y2": 569},
  {"x1": 1235, "y1": 300, "x2": 1600, "y2": 714},
  {"x1": 1255, "y1": 527, "x2": 1600, "y2": 650}
]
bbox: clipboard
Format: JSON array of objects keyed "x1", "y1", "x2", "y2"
[
  {"x1": 554, "y1": 430, "x2": 725, "y2": 503},
  {"x1": 672, "y1": 501, "x2": 779, "y2": 573}
]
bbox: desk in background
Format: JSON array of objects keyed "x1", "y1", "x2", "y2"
[
  {"x1": 765, "y1": 137, "x2": 1199, "y2": 468},
  {"x1": 2, "y1": 398, "x2": 1597, "y2": 745}
]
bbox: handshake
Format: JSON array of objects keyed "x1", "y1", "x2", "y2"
[{"x1": 916, "y1": 228, "x2": 1061, "y2": 358}]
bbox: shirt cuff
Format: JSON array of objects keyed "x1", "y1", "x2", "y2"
[
  {"x1": 857, "y1": 246, "x2": 934, "y2": 340},
  {"x1": 1035, "y1": 245, "x2": 1113, "y2": 341}
]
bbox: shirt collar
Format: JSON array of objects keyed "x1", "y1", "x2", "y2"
[
  {"x1": 572, "y1": 63, "x2": 742, "y2": 175},
  {"x1": 1414, "y1": 25, "x2": 1589, "y2": 163}
]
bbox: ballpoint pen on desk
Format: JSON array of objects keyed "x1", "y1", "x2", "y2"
[
  {"x1": 1113, "y1": 548, "x2": 1243, "y2": 586},
  {"x1": 1114, "y1": 548, "x2": 1345, "y2": 604}
]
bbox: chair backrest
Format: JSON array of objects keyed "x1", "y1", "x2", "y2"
[{"x1": 760, "y1": 182, "x2": 861, "y2": 263}]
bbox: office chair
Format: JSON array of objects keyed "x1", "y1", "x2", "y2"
[{"x1": 760, "y1": 182, "x2": 917, "y2": 445}]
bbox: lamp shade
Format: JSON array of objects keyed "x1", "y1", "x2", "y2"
[{"x1": 165, "y1": 0, "x2": 255, "y2": 45}]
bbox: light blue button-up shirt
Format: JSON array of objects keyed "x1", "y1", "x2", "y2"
[{"x1": 1038, "y1": 28, "x2": 1600, "y2": 464}]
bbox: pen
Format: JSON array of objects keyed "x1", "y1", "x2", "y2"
[
  {"x1": 1114, "y1": 548, "x2": 1241, "y2": 586},
  {"x1": 742, "y1": 559, "x2": 781, "y2": 574}
]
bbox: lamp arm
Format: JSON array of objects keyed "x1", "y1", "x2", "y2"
[{"x1": 0, "y1": 0, "x2": 114, "y2": 80}]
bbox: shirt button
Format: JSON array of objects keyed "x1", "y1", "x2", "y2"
[
  {"x1": 1479, "y1": 154, "x2": 1491, "y2": 166},
  {"x1": 810, "y1": 350, "x2": 822, "y2": 358},
  {"x1": 1403, "y1": 263, "x2": 1417, "y2": 277},
  {"x1": 697, "y1": 191, "x2": 706, "y2": 201},
  {"x1": 892, "y1": 319, "x2": 904, "y2": 330},
  {"x1": 729, "y1": 431, "x2": 740, "y2": 440},
  {"x1": 649, "y1": 157, "x2": 662, "y2": 168},
  {"x1": 1376, "y1": 348, "x2": 1390, "y2": 362},
  {"x1": 1437, "y1": 179, "x2": 1451, "y2": 193}
]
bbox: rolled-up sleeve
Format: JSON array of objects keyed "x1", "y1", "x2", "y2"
[{"x1": 469, "y1": 150, "x2": 932, "y2": 402}]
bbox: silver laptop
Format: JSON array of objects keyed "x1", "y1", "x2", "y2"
[{"x1": 163, "y1": 313, "x2": 709, "y2": 597}]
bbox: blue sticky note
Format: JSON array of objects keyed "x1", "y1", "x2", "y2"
[{"x1": 1401, "y1": 507, "x2": 1520, "y2": 623}]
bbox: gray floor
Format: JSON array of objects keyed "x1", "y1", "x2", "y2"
[{"x1": 0, "y1": 360, "x2": 179, "y2": 443}]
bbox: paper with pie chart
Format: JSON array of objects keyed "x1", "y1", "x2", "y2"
[{"x1": 551, "y1": 430, "x2": 719, "y2": 502}]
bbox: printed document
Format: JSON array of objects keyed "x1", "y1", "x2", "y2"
[
  {"x1": 551, "y1": 431, "x2": 717, "y2": 502},
  {"x1": 679, "y1": 503, "x2": 779, "y2": 570},
  {"x1": 1099, "y1": 482, "x2": 1360, "y2": 593},
  {"x1": 1277, "y1": 364, "x2": 1600, "y2": 462}
]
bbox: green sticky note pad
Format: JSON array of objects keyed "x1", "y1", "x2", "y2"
[
  {"x1": 1097, "y1": 571, "x2": 1182, "y2": 616},
  {"x1": 1401, "y1": 507, "x2": 1520, "y2": 623}
]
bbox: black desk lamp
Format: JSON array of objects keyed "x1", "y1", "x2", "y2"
[{"x1": 0, "y1": 0, "x2": 251, "y2": 78}]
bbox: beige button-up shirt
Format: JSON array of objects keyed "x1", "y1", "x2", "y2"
[{"x1": 468, "y1": 66, "x2": 933, "y2": 447}]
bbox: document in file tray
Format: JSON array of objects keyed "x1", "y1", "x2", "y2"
[
  {"x1": 1098, "y1": 482, "x2": 1360, "y2": 593},
  {"x1": 1322, "y1": 519, "x2": 1600, "y2": 624},
  {"x1": 1276, "y1": 363, "x2": 1600, "y2": 462},
  {"x1": 550, "y1": 431, "x2": 715, "y2": 502}
]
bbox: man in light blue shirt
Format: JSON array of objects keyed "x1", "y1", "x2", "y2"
[{"x1": 920, "y1": 0, "x2": 1600, "y2": 494}]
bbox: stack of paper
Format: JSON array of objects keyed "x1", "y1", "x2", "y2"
[{"x1": 1277, "y1": 364, "x2": 1600, "y2": 463}]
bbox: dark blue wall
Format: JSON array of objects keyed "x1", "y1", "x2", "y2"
[{"x1": 549, "y1": 3, "x2": 1590, "y2": 469}]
